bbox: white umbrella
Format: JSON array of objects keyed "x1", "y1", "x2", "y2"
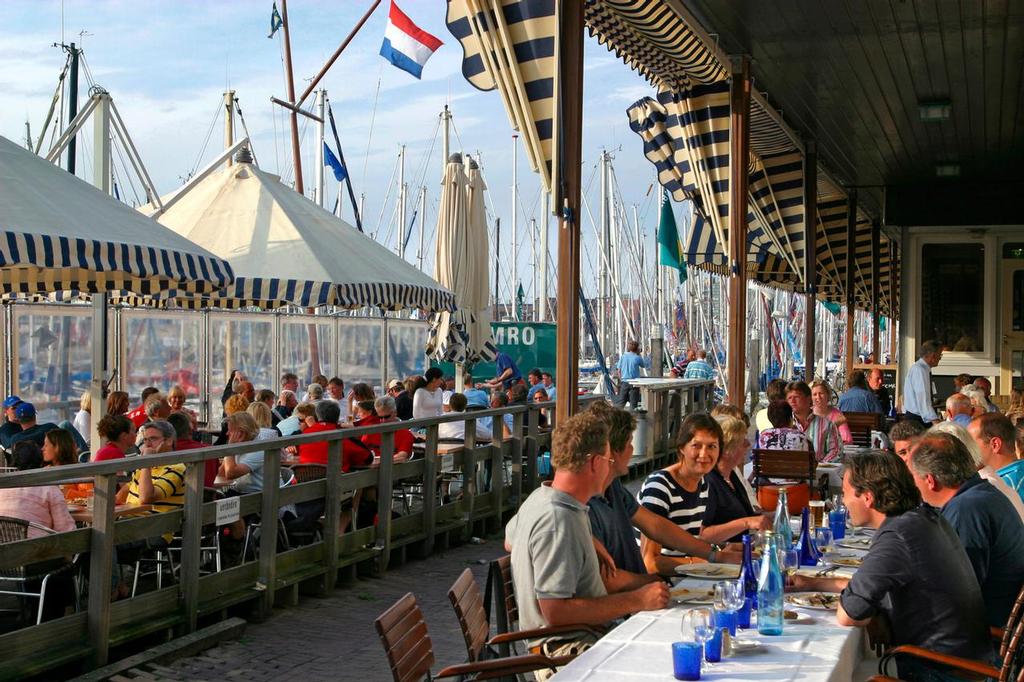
[{"x1": 426, "y1": 154, "x2": 496, "y2": 368}]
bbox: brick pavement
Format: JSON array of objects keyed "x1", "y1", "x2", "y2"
[{"x1": 118, "y1": 539, "x2": 506, "y2": 682}]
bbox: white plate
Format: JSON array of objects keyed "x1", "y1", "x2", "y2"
[
  {"x1": 727, "y1": 638, "x2": 763, "y2": 654},
  {"x1": 785, "y1": 592, "x2": 841, "y2": 611},
  {"x1": 670, "y1": 587, "x2": 715, "y2": 604},
  {"x1": 674, "y1": 563, "x2": 742, "y2": 580},
  {"x1": 836, "y1": 538, "x2": 871, "y2": 550}
]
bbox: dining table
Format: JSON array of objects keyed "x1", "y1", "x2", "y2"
[
  {"x1": 552, "y1": 528, "x2": 877, "y2": 681},
  {"x1": 67, "y1": 503, "x2": 153, "y2": 525}
]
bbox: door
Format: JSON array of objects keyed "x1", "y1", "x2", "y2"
[{"x1": 1000, "y1": 258, "x2": 1024, "y2": 392}]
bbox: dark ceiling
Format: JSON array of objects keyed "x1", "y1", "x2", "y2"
[{"x1": 676, "y1": 0, "x2": 1024, "y2": 225}]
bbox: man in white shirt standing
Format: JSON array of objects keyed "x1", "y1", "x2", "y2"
[{"x1": 903, "y1": 340, "x2": 943, "y2": 425}]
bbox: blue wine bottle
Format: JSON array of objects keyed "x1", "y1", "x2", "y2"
[
  {"x1": 796, "y1": 506, "x2": 821, "y2": 566},
  {"x1": 740, "y1": 535, "x2": 758, "y2": 608}
]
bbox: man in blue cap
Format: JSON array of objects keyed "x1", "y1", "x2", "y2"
[
  {"x1": 8, "y1": 403, "x2": 59, "y2": 450},
  {"x1": 0, "y1": 396, "x2": 23, "y2": 449}
]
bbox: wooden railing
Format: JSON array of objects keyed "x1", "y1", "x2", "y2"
[{"x1": 0, "y1": 382, "x2": 713, "y2": 678}]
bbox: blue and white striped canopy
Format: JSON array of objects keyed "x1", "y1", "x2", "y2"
[{"x1": 0, "y1": 135, "x2": 233, "y2": 299}]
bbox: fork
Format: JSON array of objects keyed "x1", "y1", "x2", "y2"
[{"x1": 815, "y1": 565, "x2": 840, "y2": 577}]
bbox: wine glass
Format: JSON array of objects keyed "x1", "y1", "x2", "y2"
[
  {"x1": 714, "y1": 580, "x2": 745, "y2": 613},
  {"x1": 815, "y1": 526, "x2": 834, "y2": 562},
  {"x1": 781, "y1": 548, "x2": 800, "y2": 579},
  {"x1": 682, "y1": 607, "x2": 715, "y2": 669}
]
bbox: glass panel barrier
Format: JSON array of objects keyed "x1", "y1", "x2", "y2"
[
  {"x1": 209, "y1": 315, "x2": 275, "y2": 423},
  {"x1": 338, "y1": 318, "x2": 382, "y2": 392},
  {"x1": 121, "y1": 311, "x2": 203, "y2": 413},
  {"x1": 387, "y1": 320, "x2": 428, "y2": 383},
  {"x1": 14, "y1": 305, "x2": 92, "y2": 424},
  {"x1": 281, "y1": 318, "x2": 334, "y2": 386}
]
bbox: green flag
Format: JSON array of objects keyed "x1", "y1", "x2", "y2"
[
  {"x1": 822, "y1": 301, "x2": 842, "y2": 316},
  {"x1": 657, "y1": 192, "x2": 686, "y2": 284},
  {"x1": 516, "y1": 283, "x2": 525, "y2": 320}
]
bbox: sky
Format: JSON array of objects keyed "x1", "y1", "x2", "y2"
[{"x1": 0, "y1": 1, "x2": 686, "y2": 305}]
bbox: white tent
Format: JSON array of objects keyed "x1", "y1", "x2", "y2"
[{"x1": 142, "y1": 156, "x2": 453, "y2": 312}]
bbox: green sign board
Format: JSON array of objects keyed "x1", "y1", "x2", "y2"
[{"x1": 433, "y1": 322, "x2": 557, "y2": 380}]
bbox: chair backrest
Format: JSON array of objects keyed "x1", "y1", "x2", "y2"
[
  {"x1": 752, "y1": 448, "x2": 816, "y2": 486},
  {"x1": 0, "y1": 516, "x2": 30, "y2": 579},
  {"x1": 490, "y1": 555, "x2": 519, "y2": 633},
  {"x1": 844, "y1": 411, "x2": 882, "y2": 447},
  {"x1": 374, "y1": 592, "x2": 435, "y2": 682},
  {"x1": 448, "y1": 568, "x2": 490, "y2": 662},
  {"x1": 289, "y1": 463, "x2": 327, "y2": 483},
  {"x1": 997, "y1": 609, "x2": 1024, "y2": 682},
  {"x1": 1001, "y1": 582, "x2": 1024, "y2": 659}
]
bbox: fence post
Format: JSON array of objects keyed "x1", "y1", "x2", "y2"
[
  {"x1": 524, "y1": 408, "x2": 539, "y2": 493},
  {"x1": 421, "y1": 424, "x2": 438, "y2": 555},
  {"x1": 489, "y1": 429, "x2": 504, "y2": 525},
  {"x1": 257, "y1": 447, "x2": 281, "y2": 618},
  {"x1": 461, "y1": 417, "x2": 477, "y2": 542},
  {"x1": 377, "y1": 431, "x2": 395, "y2": 572},
  {"x1": 179, "y1": 460, "x2": 206, "y2": 633},
  {"x1": 86, "y1": 473, "x2": 117, "y2": 667},
  {"x1": 510, "y1": 410, "x2": 525, "y2": 509},
  {"x1": 323, "y1": 439, "x2": 342, "y2": 593}
]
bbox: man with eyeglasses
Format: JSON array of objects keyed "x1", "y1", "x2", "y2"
[
  {"x1": 504, "y1": 409, "x2": 669, "y2": 679},
  {"x1": 116, "y1": 421, "x2": 186, "y2": 536}
]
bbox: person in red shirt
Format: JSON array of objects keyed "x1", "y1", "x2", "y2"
[
  {"x1": 94, "y1": 414, "x2": 137, "y2": 461},
  {"x1": 126, "y1": 387, "x2": 160, "y2": 428},
  {"x1": 298, "y1": 401, "x2": 372, "y2": 472},
  {"x1": 361, "y1": 396, "x2": 414, "y2": 463},
  {"x1": 168, "y1": 412, "x2": 217, "y2": 487}
]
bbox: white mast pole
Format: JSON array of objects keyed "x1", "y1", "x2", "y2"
[
  {"x1": 398, "y1": 144, "x2": 406, "y2": 259},
  {"x1": 530, "y1": 217, "x2": 537, "y2": 321},
  {"x1": 441, "y1": 104, "x2": 451, "y2": 166},
  {"x1": 512, "y1": 134, "x2": 519, "y2": 319},
  {"x1": 89, "y1": 92, "x2": 112, "y2": 452},
  {"x1": 224, "y1": 90, "x2": 235, "y2": 167},
  {"x1": 539, "y1": 190, "x2": 549, "y2": 321},
  {"x1": 315, "y1": 89, "x2": 326, "y2": 207},
  {"x1": 599, "y1": 151, "x2": 608, "y2": 351},
  {"x1": 417, "y1": 185, "x2": 426, "y2": 271}
]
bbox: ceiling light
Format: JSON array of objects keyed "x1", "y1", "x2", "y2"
[
  {"x1": 919, "y1": 99, "x2": 952, "y2": 122},
  {"x1": 935, "y1": 163, "x2": 960, "y2": 177}
]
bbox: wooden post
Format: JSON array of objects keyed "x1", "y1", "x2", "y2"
[
  {"x1": 257, "y1": 447, "x2": 281, "y2": 618},
  {"x1": 510, "y1": 410, "x2": 525, "y2": 509},
  {"x1": 844, "y1": 190, "x2": 857, "y2": 381},
  {"x1": 279, "y1": 0, "x2": 304, "y2": 195},
  {"x1": 524, "y1": 408, "x2": 539, "y2": 493},
  {"x1": 803, "y1": 142, "x2": 818, "y2": 380},
  {"x1": 461, "y1": 417, "x2": 477, "y2": 542},
  {"x1": 86, "y1": 474, "x2": 117, "y2": 667},
  {"x1": 179, "y1": 461, "x2": 206, "y2": 633},
  {"x1": 727, "y1": 56, "x2": 750, "y2": 406},
  {"x1": 871, "y1": 219, "x2": 881, "y2": 361},
  {"x1": 376, "y1": 431, "x2": 395, "y2": 572},
  {"x1": 554, "y1": 0, "x2": 585, "y2": 424},
  {"x1": 322, "y1": 439, "x2": 342, "y2": 592},
  {"x1": 421, "y1": 424, "x2": 438, "y2": 556},
  {"x1": 889, "y1": 240, "x2": 898, "y2": 363}
]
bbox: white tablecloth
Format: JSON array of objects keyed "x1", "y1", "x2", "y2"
[{"x1": 554, "y1": 531, "x2": 878, "y2": 681}]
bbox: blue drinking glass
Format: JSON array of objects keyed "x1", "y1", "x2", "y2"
[
  {"x1": 703, "y1": 627, "x2": 724, "y2": 663},
  {"x1": 714, "y1": 608, "x2": 738, "y2": 636},
  {"x1": 737, "y1": 596, "x2": 753, "y2": 629},
  {"x1": 672, "y1": 641, "x2": 702, "y2": 681},
  {"x1": 829, "y1": 509, "x2": 847, "y2": 540}
]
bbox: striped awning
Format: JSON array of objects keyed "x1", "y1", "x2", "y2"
[
  {"x1": 0, "y1": 135, "x2": 233, "y2": 299},
  {"x1": 446, "y1": 0, "x2": 560, "y2": 201}
]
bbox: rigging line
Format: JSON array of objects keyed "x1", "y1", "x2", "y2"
[
  {"x1": 189, "y1": 100, "x2": 223, "y2": 178},
  {"x1": 112, "y1": 135, "x2": 142, "y2": 206},
  {"x1": 360, "y1": 60, "x2": 385, "y2": 189},
  {"x1": 233, "y1": 96, "x2": 258, "y2": 165},
  {"x1": 370, "y1": 151, "x2": 401, "y2": 241}
]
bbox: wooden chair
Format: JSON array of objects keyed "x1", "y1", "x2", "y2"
[
  {"x1": 751, "y1": 448, "x2": 817, "y2": 513},
  {"x1": 288, "y1": 463, "x2": 327, "y2": 482},
  {"x1": 448, "y1": 568, "x2": 593, "y2": 668},
  {"x1": 375, "y1": 592, "x2": 573, "y2": 681},
  {"x1": 876, "y1": 600, "x2": 1024, "y2": 682},
  {"x1": 844, "y1": 411, "x2": 883, "y2": 447}
]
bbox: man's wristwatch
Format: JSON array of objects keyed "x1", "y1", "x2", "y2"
[{"x1": 707, "y1": 543, "x2": 724, "y2": 563}]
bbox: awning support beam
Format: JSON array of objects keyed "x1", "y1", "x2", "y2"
[
  {"x1": 803, "y1": 142, "x2": 818, "y2": 380},
  {"x1": 844, "y1": 190, "x2": 858, "y2": 381},
  {"x1": 727, "y1": 55, "x2": 750, "y2": 406},
  {"x1": 871, "y1": 219, "x2": 881, "y2": 361}
]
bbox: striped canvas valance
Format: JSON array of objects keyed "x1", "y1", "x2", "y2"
[{"x1": 446, "y1": 0, "x2": 559, "y2": 200}]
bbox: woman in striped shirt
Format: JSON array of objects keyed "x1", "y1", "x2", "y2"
[{"x1": 639, "y1": 414, "x2": 722, "y2": 574}]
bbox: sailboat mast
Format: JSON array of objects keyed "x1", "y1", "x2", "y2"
[
  {"x1": 65, "y1": 42, "x2": 79, "y2": 174},
  {"x1": 279, "y1": 0, "x2": 304, "y2": 195},
  {"x1": 315, "y1": 90, "x2": 326, "y2": 207},
  {"x1": 511, "y1": 134, "x2": 519, "y2": 319},
  {"x1": 417, "y1": 185, "x2": 426, "y2": 271},
  {"x1": 599, "y1": 151, "x2": 609, "y2": 352},
  {"x1": 441, "y1": 105, "x2": 451, "y2": 165},
  {"x1": 398, "y1": 144, "x2": 406, "y2": 259},
  {"x1": 539, "y1": 190, "x2": 549, "y2": 321}
]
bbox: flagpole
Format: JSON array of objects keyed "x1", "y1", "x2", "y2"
[
  {"x1": 279, "y1": 0, "x2": 304, "y2": 196},
  {"x1": 511, "y1": 134, "x2": 519, "y2": 320},
  {"x1": 296, "y1": 0, "x2": 383, "y2": 108}
]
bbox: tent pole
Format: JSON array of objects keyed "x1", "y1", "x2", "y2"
[
  {"x1": 803, "y1": 142, "x2": 818, "y2": 381},
  {"x1": 555, "y1": 0, "x2": 584, "y2": 423},
  {"x1": 726, "y1": 56, "x2": 750, "y2": 406},
  {"x1": 844, "y1": 190, "x2": 857, "y2": 381},
  {"x1": 315, "y1": 90, "x2": 326, "y2": 207},
  {"x1": 539, "y1": 191, "x2": 549, "y2": 321},
  {"x1": 224, "y1": 90, "x2": 235, "y2": 167}
]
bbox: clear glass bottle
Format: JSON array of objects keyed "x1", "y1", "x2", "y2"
[
  {"x1": 773, "y1": 486, "x2": 794, "y2": 548},
  {"x1": 757, "y1": 531, "x2": 785, "y2": 636}
]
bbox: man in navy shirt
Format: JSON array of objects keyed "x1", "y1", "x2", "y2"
[
  {"x1": 837, "y1": 370, "x2": 883, "y2": 414},
  {"x1": 0, "y1": 395, "x2": 23, "y2": 449},
  {"x1": 483, "y1": 351, "x2": 522, "y2": 390},
  {"x1": 909, "y1": 433, "x2": 1024, "y2": 628}
]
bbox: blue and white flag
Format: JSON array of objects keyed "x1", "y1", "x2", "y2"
[
  {"x1": 323, "y1": 142, "x2": 347, "y2": 182},
  {"x1": 268, "y1": 2, "x2": 283, "y2": 38},
  {"x1": 379, "y1": 1, "x2": 442, "y2": 79}
]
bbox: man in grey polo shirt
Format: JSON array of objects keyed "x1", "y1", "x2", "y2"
[{"x1": 505, "y1": 409, "x2": 669, "y2": 680}]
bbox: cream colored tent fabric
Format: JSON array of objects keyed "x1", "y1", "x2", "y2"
[
  {"x1": 425, "y1": 156, "x2": 496, "y2": 363},
  {"x1": 142, "y1": 160, "x2": 453, "y2": 311}
]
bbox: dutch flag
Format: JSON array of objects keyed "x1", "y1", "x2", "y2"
[{"x1": 379, "y1": 1, "x2": 443, "y2": 80}]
